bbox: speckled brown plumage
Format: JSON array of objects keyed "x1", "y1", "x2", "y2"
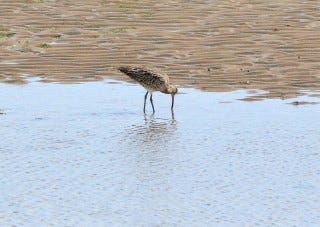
[
  {"x1": 118, "y1": 66, "x2": 169, "y2": 92},
  {"x1": 118, "y1": 65, "x2": 178, "y2": 113}
]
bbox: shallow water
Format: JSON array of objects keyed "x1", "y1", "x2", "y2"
[{"x1": 1, "y1": 81, "x2": 320, "y2": 226}]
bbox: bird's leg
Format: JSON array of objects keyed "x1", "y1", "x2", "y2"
[
  {"x1": 150, "y1": 93, "x2": 155, "y2": 113},
  {"x1": 144, "y1": 91, "x2": 148, "y2": 113}
]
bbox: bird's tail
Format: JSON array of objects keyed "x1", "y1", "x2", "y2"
[{"x1": 118, "y1": 66, "x2": 129, "y2": 74}]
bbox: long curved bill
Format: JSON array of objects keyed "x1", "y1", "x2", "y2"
[{"x1": 171, "y1": 94, "x2": 175, "y2": 110}]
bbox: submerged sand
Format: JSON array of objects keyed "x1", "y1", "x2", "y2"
[{"x1": 0, "y1": 0, "x2": 320, "y2": 100}]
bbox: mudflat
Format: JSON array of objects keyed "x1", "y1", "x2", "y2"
[{"x1": 1, "y1": 0, "x2": 319, "y2": 100}]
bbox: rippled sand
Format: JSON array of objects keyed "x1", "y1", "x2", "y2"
[{"x1": 1, "y1": 0, "x2": 320, "y2": 100}]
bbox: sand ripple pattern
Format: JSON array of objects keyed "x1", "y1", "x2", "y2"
[{"x1": 1, "y1": 0, "x2": 320, "y2": 100}]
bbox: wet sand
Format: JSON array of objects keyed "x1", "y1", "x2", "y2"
[
  {"x1": 1, "y1": 81, "x2": 320, "y2": 226},
  {"x1": 1, "y1": 1, "x2": 320, "y2": 100}
]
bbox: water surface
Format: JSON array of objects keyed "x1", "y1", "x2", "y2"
[{"x1": 1, "y1": 81, "x2": 320, "y2": 226}]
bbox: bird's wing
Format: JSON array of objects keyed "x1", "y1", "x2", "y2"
[{"x1": 119, "y1": 66, "x2": 169, "y2": 90}]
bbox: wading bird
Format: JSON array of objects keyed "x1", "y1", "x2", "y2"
[{"x1": 118, "y1": 66, "x2": 178, "y2": 113}]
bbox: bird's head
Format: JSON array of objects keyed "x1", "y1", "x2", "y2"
[
  {"x1": 169, "y1": 85, "x2": 178, "y2": 110},
  {"x1": 168, "y1": 84, "x2": 178, "y2": 95}
]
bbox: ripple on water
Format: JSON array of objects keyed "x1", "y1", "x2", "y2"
[{"x1": 0, "y1": 81, "x2": 320, "y2": 226}]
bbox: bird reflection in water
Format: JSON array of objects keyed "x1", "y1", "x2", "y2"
[
  {"x1": 120, "y1": 112, "x2": 178, "y2": 185},
  {"x1": 121, "y1": 111, "x2": 177, "y2": 148}
]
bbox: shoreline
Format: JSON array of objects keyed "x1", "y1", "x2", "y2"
[{"x1": 1, "y1": 0, "x2": 320, "y2": 100}]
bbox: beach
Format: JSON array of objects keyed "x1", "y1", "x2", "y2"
[
  {"x1": 1, "y1": 1, "x2": 320, "y2": 226},
  {"x1": 1, "y1": 0, "x2": 320, "y2": 100}
]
